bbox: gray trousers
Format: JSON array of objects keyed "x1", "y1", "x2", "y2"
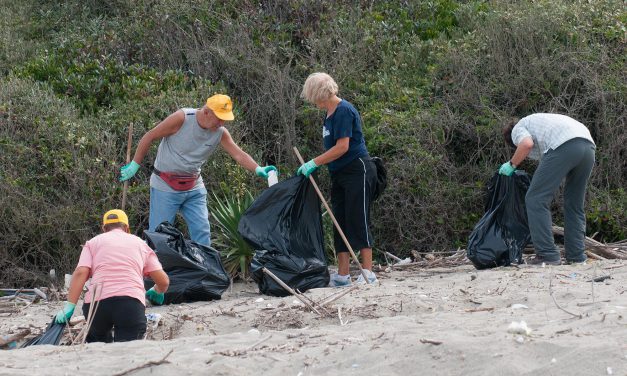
[{"x1": 525, "y1": 138, "x2": 595, "y2": 262}]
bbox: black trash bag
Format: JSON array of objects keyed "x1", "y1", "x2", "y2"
[
  {"x1": 371, "y1": 156, "x2": 388, "y2": 201},
  {"x1": 238, "y1": 175, "x2": 329, "y2": 296},
  {"x1": 467, "y1": 171, "x2": 531, "y2": 269},
  {"x1": 143, "y1": 222, "x2": 230, "y2": 304},
  {"x1": 21, "y1": 318, "x2": 65, "y2": 347}
]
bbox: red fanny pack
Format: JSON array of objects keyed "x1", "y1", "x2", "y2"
[{"x1": 154, "y1": 169, "x2": 199, "y2": 191}]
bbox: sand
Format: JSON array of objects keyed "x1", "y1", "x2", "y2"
[{"x1": 1, "y1": 260, "x2": 626, "y2": 376}]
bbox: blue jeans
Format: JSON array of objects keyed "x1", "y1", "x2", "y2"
[{"x1": 149, "y1": 187, "x2": 211, "y2": 246}]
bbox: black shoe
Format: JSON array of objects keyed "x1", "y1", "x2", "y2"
[{"x1": 527, "y1": 256, "x2": 561, "y2": 266}]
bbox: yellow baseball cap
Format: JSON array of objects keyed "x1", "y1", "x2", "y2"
[
  {"x1": 102, "y1": 209, "x2": 129, "y2": 229},
  {"x1": 206, "y1": 94, "x2": 235, "y2": 121}
]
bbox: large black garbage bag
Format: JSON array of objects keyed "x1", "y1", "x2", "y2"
[
  {"x1": 21, "y1": 318, "x2": 65, "y2": 347},
  {"x1": 467, "y1": 171, "x2": 531, "y2": 269},
  {"x1": 143, "y1": 222, "x2": 230, "y2": 303},
  {"x1": 239, "y1": 175, "x2": 329, "y2": 296}
]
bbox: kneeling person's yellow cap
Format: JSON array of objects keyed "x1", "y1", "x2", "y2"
[
  {"x1": 102, "y1": 209, "x2": 129, "y2": 228},
  {"x1": 206, "y1": 94, "x2": 235, "y2": 121}
]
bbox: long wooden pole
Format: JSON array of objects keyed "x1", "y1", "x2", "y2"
[
  {"x1": 121, "y1": 122, "x2": 134, "y2": 211},
  {"x1": 262, "y1": 268, "x2": 321, "y2": 315},
  {"x1": 293, "y1": 147, "x2": 370, "y2": 284}
]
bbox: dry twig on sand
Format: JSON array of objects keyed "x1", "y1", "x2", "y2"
[
  {"x1": 112, "y1": 349, "x2": 173, "y2": 376},
  {"x1": 549, "y1": 274, "x2": 582, "y2": 319}
]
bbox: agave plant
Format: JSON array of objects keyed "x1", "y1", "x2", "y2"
[{"x1": 210, "y1": 189, "x2": 255, "y2": 279}]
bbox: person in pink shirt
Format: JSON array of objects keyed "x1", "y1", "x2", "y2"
[{"x1": 55, "y1": 209, "x2": 169, "y2": 343}]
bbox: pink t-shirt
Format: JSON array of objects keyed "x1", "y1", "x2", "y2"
[{"x1": 77, "y1": 229, "x2": 163, "y2": 305}]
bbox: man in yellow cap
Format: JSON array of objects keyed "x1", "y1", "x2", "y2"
[
  {"x1": 119, "y1": 94, "x2": 277, "y2": 246},
  {"x1": 55, "y1": 209, "x2": 170, "y2": 343}
]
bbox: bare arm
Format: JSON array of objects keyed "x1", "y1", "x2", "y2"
[
  {"x1": 312, "y1": 137, "x2": 349, "y2": 166},
  {"x1": 148, "y1": 270, "x2": 170, "y2": 294},
  {"x1": 131, "y1": 110, "x2": 185, "y2": 164},
  {"x1": 220, "y1": 128, "x2": 260, "y2": 171},
  {"x1": 66, "y1": 266, "x2": 90, "y2": 305},
  {"x1": 510, "y1": 136, "x2": 534, "y2": 167}
]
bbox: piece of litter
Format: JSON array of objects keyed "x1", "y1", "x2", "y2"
[
  {"x1": 396, "y1": 258, "x2": 412, "y2": 265},
  {"x1": 248, "y1": 329, "x2": 260, "y2": 335},
  {"x1": 606, "y1": 366, "x2": 613, "y2": 375},
  {"x1": 551, "y1": 358, "x2": 556, "y2": 364},
  {"x1": 419, "y1": 294, "x2": 428, "y2": 298},
  {"x1": 255, "y1": 298, "x2": 264, "y2": 303},
  {"x1": 508, "y1": 321, "x2": 531, "y2": 335},
  {"x1": 193, "y1": 348, "x2": 201, "y2": 352},
  {"x1": 352, "y1": 363, "x2": 359, "y2": 368},
  {"x1": 266, "y1": 303, "x2": 273, "y2": 308},
  {"x1": 145, "y1": 313, "x2": 162, "y2": 329},
  {"x1": 515, "y1": 336, "x2": 524, "y2": 344},
  {"x1": 511, "y1": 304, "x2": 528, "y2": 310},
  {"x1": 292, "y1": 300, "x2": 301, "y2": 305}
]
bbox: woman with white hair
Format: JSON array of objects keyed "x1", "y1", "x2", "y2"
[{"x1": 298, "y1": 72, "x2": 378, "y2": 286}]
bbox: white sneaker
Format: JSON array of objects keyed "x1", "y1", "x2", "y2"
[
  {"x1": 329, "y1": 273, "x2": 352, "y2": 287},
  {"x1": 356, "y1": 269, "x2": 378, "y2": 285}
]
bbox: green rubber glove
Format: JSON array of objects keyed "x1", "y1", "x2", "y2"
[
  {"x1": 255, "y1": 165, "x2": 278, "y2": 179},
  {"x1": 297, "y1": 159, "x2": 318, "y2": 178},
  {"x1": 120, "y1": 161, "x2": 140, "y2": 182},
  {"x1": 146, "y1": 286, "x2": 165, "y2": 305},
  {"x1": 54, "y1": 301, "x2": 76, "y2": 324},
  {"x1": 499, "y1": 161, "x2": 516, "y2": 176}
]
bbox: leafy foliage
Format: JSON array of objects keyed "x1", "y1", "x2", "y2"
[
  {"x1": 210, "y1": 189, "x2": 255, "y2": 279},
  {"x1": 0, "y1": 0, "x2": 625, "y2": 285}
]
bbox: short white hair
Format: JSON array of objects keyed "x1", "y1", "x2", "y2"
[{"x1": 300, "y1": 72, "x2": 338, "y2": 104}]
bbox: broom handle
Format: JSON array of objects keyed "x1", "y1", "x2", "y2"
[
  {"x1": 121, "y1": 122, "x2": 133, "y2": 211},
  {"x1": 293, "y1": 147, "x2": 369, "y2": 283}
]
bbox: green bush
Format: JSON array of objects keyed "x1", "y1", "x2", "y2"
[{"x1": 1, "y1": 0, "x2": 625, "y2": 285}]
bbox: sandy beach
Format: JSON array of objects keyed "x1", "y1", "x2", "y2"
[{"x1": 1, "y1": 260, "x2": 626, "y2": 376}]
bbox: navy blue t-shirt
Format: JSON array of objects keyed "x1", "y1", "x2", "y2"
[{"x1": 323, "y1": 100, "x2": 369, "y2": 172}]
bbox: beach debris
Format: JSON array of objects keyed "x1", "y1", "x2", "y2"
[
  {"x1": 1, "y1": 329, "x2": 31, "y2": 349},
  {"x1": 420, "y1": 338, "x2": 443, "y2": 345},
  {"x1": 507, "y1": 321, "x2": 531, "y2": 335},
  {"x1": 146, "y1": 313, "x2": 162, "y2": 329},
  {"x1": 384, "y1": 252, "x2": 411, "y2": 266},
  {"x1": 606, "y1": 366, "x2": 613, "y2": 375},
  {"x1": 112, "y1": 349, "x2": 173, "y2": 376},
  {"x1": 552, "y1": 226, "x2": 627, "y2": 260},
  {"x1": 515, "y1": 335, "x2": 524, "y2": 343},
  {"x1": 69, "y1": 315, "x2": 85, "y2": 326},
  {"x1": 589, "y1": 275, "x2": 611, "y2": 283},
  {"x1": 255, "y1": 298, "x2": 264, "y2": 303},
  {"x1": 511, "y1": 304, "x2": 528, "y2": 310}
]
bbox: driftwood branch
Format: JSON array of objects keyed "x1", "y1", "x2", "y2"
[
  {"x1": 552, "y1": 226, "x2": 627, "y2": 259},
  {"x1": 0, "y1": 329, "x2": 31, "y2": 347}
]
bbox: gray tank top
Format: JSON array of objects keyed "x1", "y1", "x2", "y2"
[{"x1": 150, "y1": 108, "x2": 224, "y2": 192}]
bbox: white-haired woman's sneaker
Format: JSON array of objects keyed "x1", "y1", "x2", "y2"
[
  {"x1": 329, "y1": 273, "x2": 352, "y2": 287},
  {"x1": 356, "y1": 269, "x2": 378, "y2": 285}
]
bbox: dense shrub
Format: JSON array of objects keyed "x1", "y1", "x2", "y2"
[{"x1": 0, "y1": 0, "x2": 625, "y2": 285}]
